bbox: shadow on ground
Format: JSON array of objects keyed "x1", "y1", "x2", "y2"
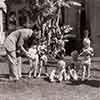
[
  {"x1": 66, "y1": 79, "x2": 100, "y2": 88},
  {"x1": 83, "y1": 79, "x2": 100, "y2": 88}
]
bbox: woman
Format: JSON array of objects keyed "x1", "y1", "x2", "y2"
[{"x1": 4, "y1": 28, "x2": 34, "y2": 81}]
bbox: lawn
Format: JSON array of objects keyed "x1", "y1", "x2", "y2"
[{"x1": 0, "y1": 56, "x2": 99, "y2": 100}]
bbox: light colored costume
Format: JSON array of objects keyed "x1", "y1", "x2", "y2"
[{"x1": 80, "y1": 37, "x2": 94, "y2": 80}]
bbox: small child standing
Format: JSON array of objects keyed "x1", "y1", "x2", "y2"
[
  {"x1": 80, "y1": 30, "x2": 94, "y2": 81},
  {"x1": 28, "y1": 45, "x2": 39, "y2": 78},
  {"x1": 37, "y1": 42, "x2": 48, "y2": 78}
]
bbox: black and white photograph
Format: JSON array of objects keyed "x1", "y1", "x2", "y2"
[{"x1": 0, "y1": 0, "x2": 99, "y2": 100}]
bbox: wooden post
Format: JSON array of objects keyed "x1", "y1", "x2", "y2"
[
  {"x1": 0, "y1": 0, "x2": 6, "y2": 44},
  {"x1": 0, "y1": 9, "x2": 3, "y2": 33},
  {"x1": 0, "y1": 9, "x2": 5, "y2": 44}
]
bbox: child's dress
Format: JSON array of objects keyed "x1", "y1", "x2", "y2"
[
  {"x1": 82, "y1": 47, "x2": 94, "y2": 65},
  {"x1": 28, "y1": 48, "x2": 37, "y2": 60}
]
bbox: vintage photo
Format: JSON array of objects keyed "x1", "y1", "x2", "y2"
[{"x1": 0, "y1": 0, "x2": 99, "y2": 100}]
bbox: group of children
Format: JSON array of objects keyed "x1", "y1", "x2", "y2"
[
  {"x1": 27, "y1": 41, "x2": 48, "y2": 78},
  {"x1": 26, "y1": 30, "x2": 94, "y2": 83}
]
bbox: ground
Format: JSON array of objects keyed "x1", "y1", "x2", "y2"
[{"x1": 0, "y1": 56, "x2": 100, "y2": 100}]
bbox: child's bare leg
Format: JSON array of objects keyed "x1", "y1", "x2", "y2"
[
  {"x1": 45, "y1": 65, "x2": 48, "y2": 75},
  {"x1": 33, "y1": 55, "x2": 39, "y2": 78},
  {"x1": 37, "y1": 60, "x2": 42, "y2": 78},
  {"x1": 44, "y1": 61, "x2": 49, "y2": 77},
  {"x1": 28, "y1": 60, "x2": 34, "y2": 78},
  {"x1": 58, "y1": 69, "x2": 66, "y2": 82},
  {"x1": 82, "y1": 64, "x2": 86, "y2": 81},
  {"x1": 87, "y1": 64, "x2": 91, "y2": 79},
  {"x1": 41, "y1": 55, "x2": 48, "y2": 76},
  {"x1": 58, "y1": 73, "x2": 63, "y2": 82},
  {"x1": 29, "y1": 68, "x2": 34, "y2": 78},
  {"x1": 33, "y1": 65, "x2": 37, "y2": 78},
  {"x1": 49, "y1": 70, "x2": 56, "y2": 82}
]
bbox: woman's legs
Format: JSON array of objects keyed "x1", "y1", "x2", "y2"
[
  {"x1": 7, "y1": 51, "x2": 19, "y2": 80},
  {"x1": 17, "y1": 56, "x2": 22, "y2": 78}
]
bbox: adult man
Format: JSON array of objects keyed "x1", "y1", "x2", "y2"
[{"x1": 4, "y1": 28, "x2": 34, "y2": 81}]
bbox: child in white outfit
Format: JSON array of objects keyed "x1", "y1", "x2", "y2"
[
  {"x1": 49, "y1": 60, "x2": 67, "y2": 82},
  {"x1": 80, "y1": 31, "x2": 94, "y2": 80},
  {"x1": 28, "y1": 45, "x2": 39, "y2": 78}
]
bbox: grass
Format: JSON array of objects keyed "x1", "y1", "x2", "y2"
[{"x1": 0, "y1": 57, "x2": 99, "y2": 100}]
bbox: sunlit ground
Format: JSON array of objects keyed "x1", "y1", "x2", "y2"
[{"x1": 0, "y1": 56, "x2": 99, "y2": 100}]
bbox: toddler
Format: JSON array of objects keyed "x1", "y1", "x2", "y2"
[
  {"x1": 37, "y1": 42, "x2": 48, "y2": 78},
  {"x1": 28, "y1": 45, "x2": 39, "y2": 78},
  {"x1": 49, "y1": 60, "x2": 67, "y2": 82},
  {"x1": 80, "y1": 31, "x2": 94, "y2": 80},
  {"x1": 67, "y1": 50, "x2": 79, "y2": 81}
]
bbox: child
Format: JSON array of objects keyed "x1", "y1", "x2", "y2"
[
  {"x1": 67, "y1": 50, "x2": 79, "y2": 81},
  {"x1": 80, "y1": 31, "x2": 94, "y2": 80},
  {"x1": 37, "y1": 42, "x2": 48, "y2": 78},
  {"x1": 28, "y1": 45, "x2": 39, "y2": 78},
  {"x1": 49, "y1": 60, "x2": 67, "y2": 82}
]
